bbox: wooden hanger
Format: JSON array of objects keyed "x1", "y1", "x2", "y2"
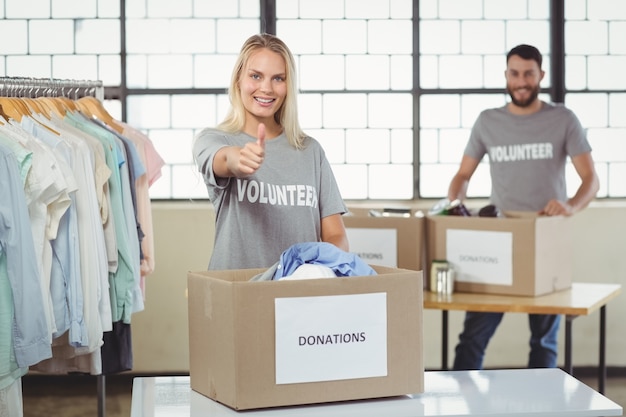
[
  {"x1": 57, "y1": 96, "x2": 78, "y2": 112},
  {"x1": 23, "y1": 97, "x2": 49, "y2": 117},
  {"x1": 0, "y1": 104, "x2": 8, "y2": 124},
  {"x1": 36, "y1": 97, "x2": 68, "y2": 118},
  {"x1": 0, "y1": 97, "x2": 30, "y2": 122},
  {"x1": 76, "y1": 96, "x2": 124, "y2": 133}
]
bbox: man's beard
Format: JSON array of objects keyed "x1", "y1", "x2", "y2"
[{"x1": 507, "y1": 84, "x2": 540, "y2": 107}]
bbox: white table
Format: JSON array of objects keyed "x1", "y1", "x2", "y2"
[{"x1": 130, "y1": 368, "x2": 622, "y2": 417}]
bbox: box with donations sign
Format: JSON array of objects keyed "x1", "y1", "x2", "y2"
[
  {"x1": 426, "y1": 211, "x2": 572, "y2": 296},
  {"x1": 187, "y1": 265, "x2": 424, "y2": 410},
  {"x1": 343, "y1": 207, "x2": 425, "y2": 271}
]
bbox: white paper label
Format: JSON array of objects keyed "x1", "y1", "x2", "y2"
[
  {"x1": 446, "y1": 229, "x2": 513, "y2": 286},
  {"x1": 346, "y1": 228, "x2": 397, "y2": 267},
  {"x1": 274, "y1": 292, "x2": 388, "y2": 384}
]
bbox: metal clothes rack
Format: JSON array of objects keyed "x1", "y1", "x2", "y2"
[
  {"x1": 1, "y1": 76, "x2": 108, "y2": 417},
  {"x1": 0, "y1": 76, "x2": 104, "y2": 101}
]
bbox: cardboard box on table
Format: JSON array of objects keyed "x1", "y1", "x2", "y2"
[
  {"x1": 426, "y1": 211, "x2": 572, "y2": 296},
  {"x1": 187, "y1": 265, "x2": 424, "y2": 410},
  {"x1": 343, "y1": 207, "x2": 425, "y2": 271}
]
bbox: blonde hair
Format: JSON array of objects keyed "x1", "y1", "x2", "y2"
[{"x1": 218, "y1": 33, "x2": 306, "y2": 149}]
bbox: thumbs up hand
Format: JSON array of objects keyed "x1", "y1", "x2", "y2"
[
  {"x1": 256, "y1": 122, "x2": 266, "y2": 149},
  {"x1": 235, "y1": 123, "x2": 266, "y2": 176}
]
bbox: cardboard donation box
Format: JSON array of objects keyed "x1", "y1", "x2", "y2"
[
  {"x1": 426, "y1": 211, "x2": 572, "y2": 296},
  {"x1": 187, "y1": 265, "x2": 424, "y2": 410},
  {"x1": 343, "y1": 207, "x2": 425, "y2": 271}
]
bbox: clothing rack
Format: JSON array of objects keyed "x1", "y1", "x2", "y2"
[
  {"x1": 1, "y1": 76, "x2": 108, "y2": 417},
  {"x1": 0, "y1": 76, "x2": 104, "y2": 101}
]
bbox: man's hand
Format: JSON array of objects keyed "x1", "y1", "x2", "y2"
[{"x1": 539, "y1": 199, "x2": 574, "y2": 216}]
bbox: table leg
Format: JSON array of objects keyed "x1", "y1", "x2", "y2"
[
  {"x1": 442, "y1": 310, "x2": 448, "y2": 370},
  {"x1": 564, "y1": 310, "x2": 607, "y2": 395},
  {"x1": 98, "y1": 374, "x2": 106, "y2": 417},
  {"x1": 564, "y1": 315, "x2": 573, "y2": 375},
  {"x1": 599, "y1": 306, "x2": 606, "y2": 395}
]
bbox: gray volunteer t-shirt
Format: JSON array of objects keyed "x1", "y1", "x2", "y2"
[
  {"x1": 464, "y1": 102, "x2": 592, "y2": 211},
  {"x1": 193, "y1": 128, "x2": 347, "y2": 269}
]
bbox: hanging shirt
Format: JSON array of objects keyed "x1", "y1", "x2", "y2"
[
  {"x1": 3, "y1": 120, "x2": 71, "y2": 342},
  {"x1": 64, "y1": 111, "x2": 137, "y2": 324},
  {"x1": 21, "y1": 116, "x2": 84, "y2": 345},
  {"x1": 120, "y1": 122, "x2": 164, "y2": 281},
  {"x1": 0, "y1": 141, "x2": 51, "y2": 374},
  {"x1": 92, "y1": 119, "x2": 146, "y2": 314},
  {"x1": 49, "y1": 111, "x2": 113, "y2": 336}
]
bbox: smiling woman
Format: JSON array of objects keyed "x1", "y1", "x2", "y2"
[{"x1": 191, "y1": 33, "x2": 349, "y2": 271}]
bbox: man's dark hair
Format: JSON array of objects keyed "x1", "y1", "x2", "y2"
[{"x1": 507, "y1": 44, "x2": 543, "y2": 68}]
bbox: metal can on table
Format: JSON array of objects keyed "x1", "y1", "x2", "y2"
[{"x1": 430, "y1": 260, "x2": 455, "y2": 295}]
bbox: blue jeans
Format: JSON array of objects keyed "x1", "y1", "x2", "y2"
[{"x1": 452, "y1": 312, "x2": 561, "y2": 370}]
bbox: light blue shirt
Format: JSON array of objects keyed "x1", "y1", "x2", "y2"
[
  {"x1": 275, "y1": 242, "x2": 377, "y2": 279},
  {"x1": 21, "y1": 117, "x2": 87, "y2": 346},
  {"x1": 0, "y1": 143, "x2": 51, "y2": 378},
  {"x1": 250, "y1": 242, "x2": 377, "y2": 281}
]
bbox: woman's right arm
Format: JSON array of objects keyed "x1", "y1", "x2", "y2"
[
  {"x1": 213, "y1": 124, "x2": 267, "y2": 178},
  {"x1": 212, "y1": 143, "x2": 264, "y2": 178}
]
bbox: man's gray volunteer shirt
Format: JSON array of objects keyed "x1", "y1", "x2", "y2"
[{"x1": 464, "y1": 102, "x2": 592, "y2": 211}]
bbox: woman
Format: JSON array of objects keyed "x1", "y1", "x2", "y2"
[{"x1": 193, "y1": 33, "x2": 348, "y2": 270}]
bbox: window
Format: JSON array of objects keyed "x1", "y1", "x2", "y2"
[
  {"x1": 418, "y1": 0, "x2": 551, "y2": 198},
  {"x1": 564, "y1": 1, "x2": 626, "y2": 198},
  {"x1": 123, "y1": 0, "x2": 260, "y2": 198},
  {"x1": 277, "y1": 0, "x2": 414, "y2": 199},
  {"x1": 2, "y1": 0, "x2": 624, "y2": 200}
]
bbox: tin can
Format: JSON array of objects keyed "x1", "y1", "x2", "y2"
[
  {"x1": 430, "y1": 260, "x2": 447, "y2": 293},
  {"x1": 430, "y1": 260, "x2": 455, "y2": 295},
  {"x1": 437, "y1": 266, "x2": 455, "y2": 295}
]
